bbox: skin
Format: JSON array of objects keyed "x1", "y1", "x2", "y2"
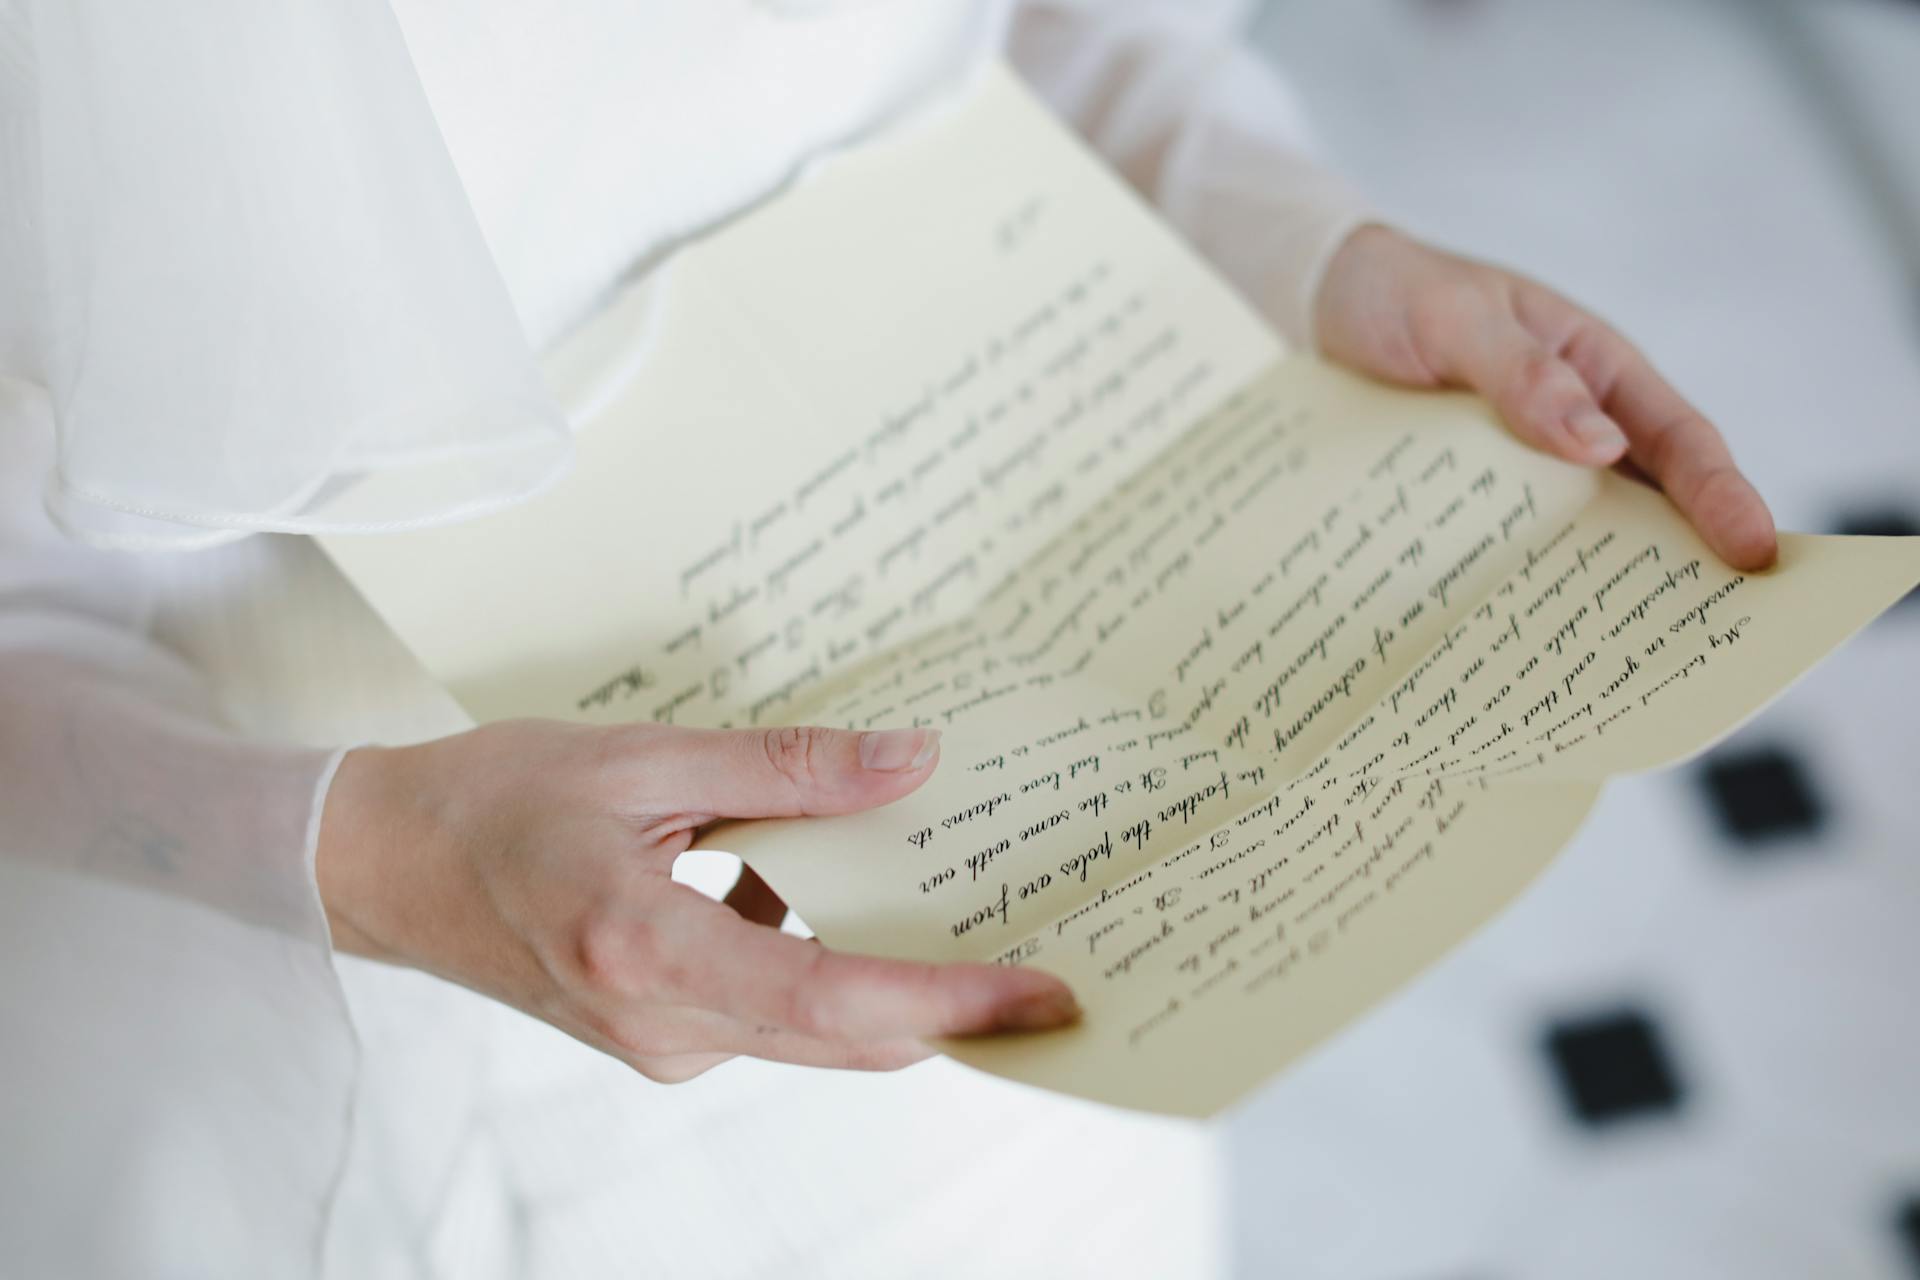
[
  {"x1": 317, "y1": 225, "x2": 1778, "y2": 1084},
  {"x1": 1314, "y1": 226, "x2": 1777, "y2": 572}
]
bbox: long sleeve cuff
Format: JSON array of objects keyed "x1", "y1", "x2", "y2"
[
  {"x1": 0, "y1": 598, "x2": 363, "y2": 1278},
  {"x1": 0, "y1": 606, "x2": 346, "y2": 945}
]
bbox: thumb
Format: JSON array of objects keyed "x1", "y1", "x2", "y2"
[
  {"x1": 635, "y1": 724, "x2": 941, "y2": 820},
  {"x1": 1444, "y1": 317, "x2": 1630, "y2": 468}
]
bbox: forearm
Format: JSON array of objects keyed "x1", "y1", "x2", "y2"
[{"x1": 0, "y1": 606, "x2": 344, "y2": 943}]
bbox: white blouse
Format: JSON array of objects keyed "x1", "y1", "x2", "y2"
[{"x1": 0, "y1": 2, "x2": 1369, "y2": 1274}]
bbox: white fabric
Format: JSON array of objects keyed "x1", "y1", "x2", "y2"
[
  {"x1": 0, "y1": 392, "x2": 360, "y2": 1280},
  {"x1": 1009, "y1": 0, "x2": 1366, "y2": 346},
  {"x1": 1, "y1": 0, "x2": 570, "y2": 550},
  {"x1": 0, "y1": 2, "x2": 1373, "y2": 1274}
]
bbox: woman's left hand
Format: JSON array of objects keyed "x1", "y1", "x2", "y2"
[{"x1": 1314, "y1": 225, "x2": 1778, "y2": 571}]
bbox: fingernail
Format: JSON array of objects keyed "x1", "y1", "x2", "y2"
[
  {"x1": 996, "y1": 987, "x2": 1082, "y2": 1032},
  {"x1": 1569, "y1": 410, "x2": 1628, "y2": 459},
  {"x1": 858, "y1": 728, "x2": 939, "y2": 772}
]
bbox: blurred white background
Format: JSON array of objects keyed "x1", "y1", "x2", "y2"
[{"x1": 1229, "y1": 1, "x2": 1920, "y2": 1275}]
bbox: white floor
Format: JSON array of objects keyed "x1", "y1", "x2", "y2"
[{"x1": 1230, "y1": 2, "x2": 1920, "y2": 1275}]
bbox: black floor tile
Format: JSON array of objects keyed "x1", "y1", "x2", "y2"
[
  {"x1": 1896, "y1": 1194, "x2": 1920, "y2": 1278},
  {"x1": 1697, "y1": 743, "x2": 1828, "y2": 847},
  {"x1": 1542, "y1": 1006, "x2": 1686, "y2": 1128}
]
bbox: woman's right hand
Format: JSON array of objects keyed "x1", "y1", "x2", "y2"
[{"x1": 316, "y1": 720, "x2": 1079, "y2": 1083}]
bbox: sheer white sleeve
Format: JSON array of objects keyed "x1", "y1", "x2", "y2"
[
  {"x1": 0, "y1": 0, "x2": 568, "y2": 551},
  {"x1": 0, "y1": 389, "x2": 359, "y2": 1279},
  {"x1": 1006, "y1": 0, "x2": 1375, "y2": 351}
]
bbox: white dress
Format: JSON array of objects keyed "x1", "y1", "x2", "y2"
[{"x1": 0, "y1": 2, "x2": 1369, "y2": 1274}]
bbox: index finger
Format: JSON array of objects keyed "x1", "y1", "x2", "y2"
[
  {"x1": 1585, "y1": 332, "x2": 1778, "y2": 570},
  {"x1": 661, "y1": 890, "x2": 1080, "y2": 1042}
]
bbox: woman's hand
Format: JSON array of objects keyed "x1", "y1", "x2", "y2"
[
  {"x1": 316, "y1": 721, "x2": 1079, "y2": 1083},
  {"x1": 1315, "y1": 225, "x2": 1778, "y2": 571}
]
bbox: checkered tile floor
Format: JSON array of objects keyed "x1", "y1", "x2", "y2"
[{"x1": 1231, "y1": 2, "x2": 1920, "y2": 1275}]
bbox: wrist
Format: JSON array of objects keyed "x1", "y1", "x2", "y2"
[
  {"x1": 315, "y1": 743, "x2": 434, "y2": 962},
  {"x1": 1311, "y1": 223, "x2": 1399, "y2": 330}
]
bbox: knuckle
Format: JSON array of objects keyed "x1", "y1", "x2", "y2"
[
  {"x1": 588, "y1": 724, "x2": 672, "y2": 805},
  {"x1": 1508, "y1": 349, "x2": 1561, "y2": 404},
  {"x1": 761, "y1": 725, "x2": 827, "y2": 791},
  {"x1": 778, "y1": 947, "x2": 839, "y2": 1036},
  {"x1": 570, "y1": 912, "x2": 655, "y2": 997},
  {"x1": 1649, "y1": 413, "x2": 1713, "y2": 476},
  {"x1": 650, "y1": 947, "x2": 699, "y2": 1003},
  {"x1": 1561, "y1": 317, "x2": 1625, "y2": 381},
  {"x1": 585, "y1": 724, "x2": 639, "y2": 782},
  {"x1": 1677, "y1": 414, "x2": 1722, "y2": 452},
  {"x1": 1685, "y1": 462, "x2": 1743, "y2": 511}
]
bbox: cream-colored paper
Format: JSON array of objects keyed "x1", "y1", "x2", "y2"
[{"x1": 321, "y1": 64, "x2": 1920, "y2": 1117}]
